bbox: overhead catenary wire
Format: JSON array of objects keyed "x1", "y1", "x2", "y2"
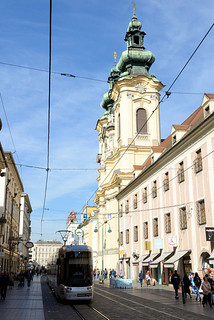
[
  {"x1": 0, "y1": 61, "x2": 107, "y2": 83},
  {"x1": 40, "y1": 0, "x2": 52, "y2": 239}
]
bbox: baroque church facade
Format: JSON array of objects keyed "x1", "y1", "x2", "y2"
[
  {"x1": 94, "y1": 12, "x2": 164, "y2": 272},
  {"x1": 94, "y1": 10, "x2": 214, "y2": 284}
]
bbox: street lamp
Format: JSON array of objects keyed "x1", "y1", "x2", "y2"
[{"x1": 94, "y1": 221, "x2": 112, "y2": 279}]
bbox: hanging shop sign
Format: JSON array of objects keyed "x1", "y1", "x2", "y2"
[
  {"x1": 145, "y1": 241, "x2": 151, "y2": 251},
  {"x1": 155, "y1": 238, "x2": 163, "y2": 249},
  {"x1": 205, "y1": 227, "x2": 214, "y2": 241},
  {"x1": 168, "y1": 236, "x2": 177, "y2": 247}
]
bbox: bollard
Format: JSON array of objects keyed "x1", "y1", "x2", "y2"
[{"x1": 181, "y1": 280, "x2": 186, "y2": 304}]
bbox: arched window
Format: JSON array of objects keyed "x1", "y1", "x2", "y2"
[
  {"x1": 118, "y1": 113, "x2": 121, "y2": 139},
  {"x1": 136, "y1": 108, "x2": 147, "y2": 134}
]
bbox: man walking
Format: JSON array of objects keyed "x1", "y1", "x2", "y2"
[
  {"x1": 171, "y1": 270, "x2": 180, "y2": 299},
  {"x1": 139, "y1": 270, "x2": 144, "y2": 287}
]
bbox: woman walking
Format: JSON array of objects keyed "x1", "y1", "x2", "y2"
[
  {"x1": 194, "y1": 272, "x2": 201, "y2": 302},
  {"x1": 201, "y1": 275, "x2": 212, "y2": 308}
]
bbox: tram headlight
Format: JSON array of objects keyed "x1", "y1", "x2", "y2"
[
  {"x1": 87, "y1": 286, "x2": 92, "y2": 290},
  {"x1": 64, "y1": 286, "x2": 72, "y2": 292}
]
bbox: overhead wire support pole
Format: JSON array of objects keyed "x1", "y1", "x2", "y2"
[{"x1": 41, "y1": 0, "x2": 52, "y2": 239}]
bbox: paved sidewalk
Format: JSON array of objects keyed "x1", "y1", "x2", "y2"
[{"x1": 0, "y1": 275, "x2": 45, "y2": 320}]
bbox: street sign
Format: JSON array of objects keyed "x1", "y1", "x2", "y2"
[
  {"x1": 25, "y1": 241, "x2": 34, "y2": 248},
  {"x1": 75, "y1": 229, "x2": 83, "y2": 236}
]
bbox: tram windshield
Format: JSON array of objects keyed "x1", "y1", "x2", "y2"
[{"x1": 64, "y1": 251, "x2": 93, "y2": 287}]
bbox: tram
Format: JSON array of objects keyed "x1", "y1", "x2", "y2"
[{"x1": 47, "y1": 245, "x2": 93, "y2": 301}]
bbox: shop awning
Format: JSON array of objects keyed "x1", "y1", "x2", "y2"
[
  {"x1": 150, "y1": 252, "x2": 173, "y2": 268},
  {"x1": 141, "y1": 253, "x2": 150, "y2": 261},
  {"x1": 164, "y1": 250, "x2": 191, "y2": 268},
  {"x1": 142, "y1": 253, "x2": 160, "y2": 266}
]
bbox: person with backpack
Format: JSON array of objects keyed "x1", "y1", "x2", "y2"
[
  {"x1": 194, "y1": 272, "x2": 201, "y2": 302},
  {"x1": 171, "y1": 270, "x2": 180, "y2": 299}
]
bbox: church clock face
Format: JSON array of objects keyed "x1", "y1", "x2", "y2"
[{"x1": 135, "y1": 83, "x2": 147, "y2": 93}]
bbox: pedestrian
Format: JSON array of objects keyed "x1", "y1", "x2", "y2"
[
  {"x1": 104, "y1": 268, "x2": 108, "y2": 279},
  {"x1": 145, "y1": 271, "x2": 151, "y2": 286},
  {"x1": 202, "y1": 275, "x2": 212, "y2": 308},
  {"x1": 93, "y1": 268, "x2": 96, "y2": 280},
  {"x1": 183, "y1": 273, "x2": 192, "y2": 298},
  {"x1": 207, "y1": 274, "x2": 214, "y2": 306},
  {"x1": 8, "y1": 273, "x2": 14, "y2": 289},
  {"x1": 26, "y1": 270, "x2": 33, "y2": 287},
  {"x1": 0, "y1": 271, "x2": 9, "y2": 300},
  {"x1": 171, "y1": 270, "x2": 180, "y2": 299},
  {"x1": 109, "y1": 269, "x2": 112, "y2": 278},
  {"x1": 193, "y1": 272, "x2": 201, "y2": 302},
  {"x1": 139, "y1": 270, "x2": 144, "y2": 287}
]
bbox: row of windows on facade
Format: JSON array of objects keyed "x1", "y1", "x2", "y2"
[
  {"x1": 1, "y1": 226, "x2": 18, "y2": 245},
  {"x1": 121, "y1": 149, "x2": 203, "y2": 214},
  {"x1": 5, "y1": 192, "x2": 19, "y2": 220},
  {"x1": 34, "y1": 247, "x2": 58, "y2": 252},
  {"x1": 37, "y1": 253, "x2": 57, "y2": 258},
  {"x1": 120, "y1": 199, "x2": 206, "y2": 245}
]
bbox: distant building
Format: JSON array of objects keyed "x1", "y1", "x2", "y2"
[
  {"x1": 31, "y1": 240, "x2": 62, "y2": 267},
  {"x1": 80, "y1": 206, "x2": 97, "y2": 266},
  {"x1": 18, "y1": 192, "x2": 32, "y2": 268}
]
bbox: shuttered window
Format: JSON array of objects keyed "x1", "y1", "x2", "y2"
[
  {"x1": 179, "y1": 207, "x2": 187, "y2": 229},
  {"x1": 165, "y1": 213, "x2": 171, "y2": 233},
  {"x1": 197, "y1": 199, "x2": 206, "y2": 225},
  {"x1": 136, "y1": 108, "x2": 147, "y2": 134},
  {"x1": 126, "y1": 229, "x2": 129, "y2": 244},
  {"x1": 153, "y1": 218, "x2": 158, "y2": 237},
  {"x1": 134, "y1": 226, "x2": 138, "y2": 242},
  {"x1": 144, "y1": 221, "x2": 148, "y2": 239}
]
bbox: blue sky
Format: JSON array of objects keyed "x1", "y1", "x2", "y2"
[{"x1": 0, "y1": 0, "x2": 213, "y2": 243}]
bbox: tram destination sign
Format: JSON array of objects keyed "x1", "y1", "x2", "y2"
[{"x1": 205, "y1": 227, "x2": 214, "y2": 241}]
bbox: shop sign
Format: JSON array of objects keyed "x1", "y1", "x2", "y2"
[
  {"x1": 155, "y1": 238, "x2": 163, "y2": 249},
  {"x1": 145, "y1": 241, "x2": 151, "y2": 251},
  {"x1": 0, "y1": 252, "x2": 4, "y2": 257},
  {"x1": 168, "y1": 236, "x2": 177, "y2": 247}
]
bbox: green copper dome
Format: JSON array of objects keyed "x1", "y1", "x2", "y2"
[
  {"x1": 116, "y1": 13, "x2": 155, "y2": 77},
  {"x1": 127, "y1": 14, "x2": 142, "y2": 32}
]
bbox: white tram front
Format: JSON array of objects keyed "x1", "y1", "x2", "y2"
[{"x1": 47, "y1": 245, "x2": 93, "y2": 301}]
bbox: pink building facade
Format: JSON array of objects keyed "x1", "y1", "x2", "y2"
[{"x1": 117, "y1": 94, "x2": 214, "y2": 284}]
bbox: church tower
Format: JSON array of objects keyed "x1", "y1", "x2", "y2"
[{"x1": 94, "y1": 8, "x2": 164, "y2": 272}]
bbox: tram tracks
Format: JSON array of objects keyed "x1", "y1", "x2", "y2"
[{"x1": 71, "y1": 303, "x2": 111, "y2": 320}]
